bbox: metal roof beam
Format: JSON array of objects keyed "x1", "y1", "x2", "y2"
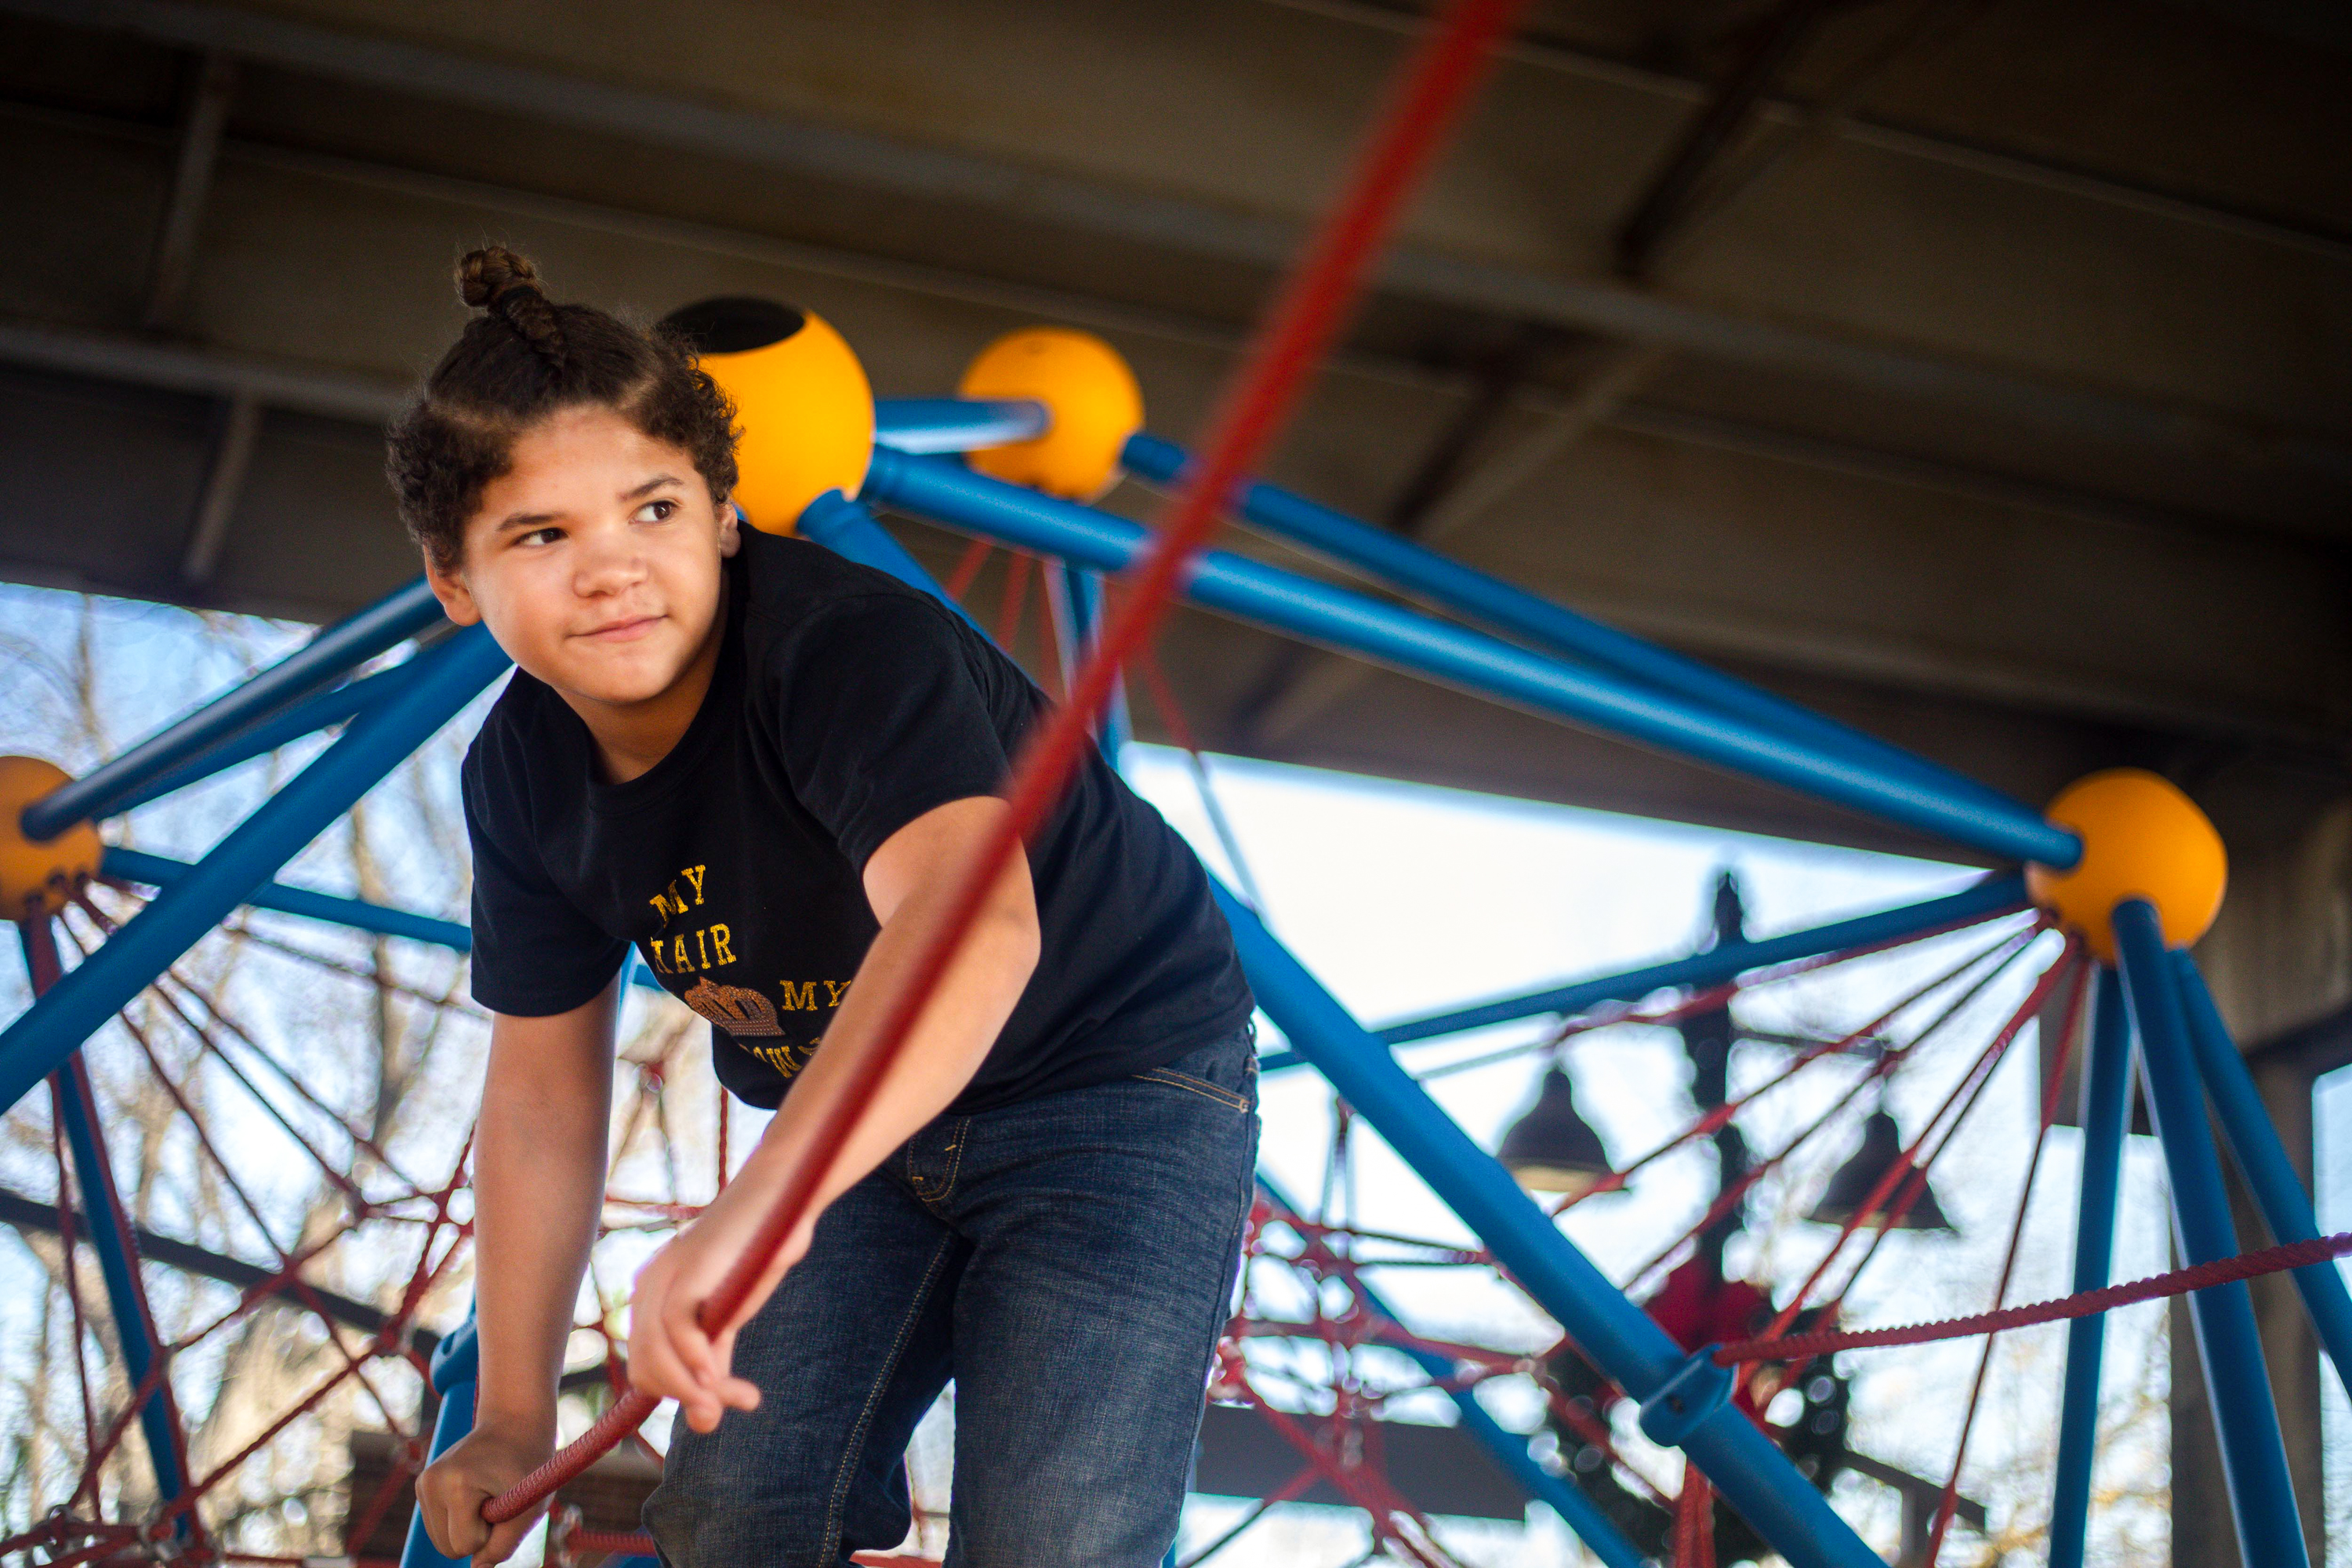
[{"x1": 11, "y1": 0, "x2": 2348, "y2": 484}]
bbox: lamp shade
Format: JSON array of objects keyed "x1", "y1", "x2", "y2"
[
  {"x1": 1497, "y1": 1067, "x2": 1615, "y2": 1198},
  {"x1": 1805, "y1": 1109, "x2": 1954, "y2": 1232}
]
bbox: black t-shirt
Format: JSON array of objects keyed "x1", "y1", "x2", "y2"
[{"x1": 461, "y1": 528, "x2": 1254, "y2": 1114}]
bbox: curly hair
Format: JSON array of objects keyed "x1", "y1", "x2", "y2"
[{"x1": 386, "y1": 247, "x2": 739, "y2": 571}]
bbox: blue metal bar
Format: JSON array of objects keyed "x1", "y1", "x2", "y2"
[
  {"x1": 873, "y1": 396, "x2": 1050, "y2": 455},
  {"x1": 2048, "y1": 966, "x2": 2134, "y2": 1568},
  {"x1": 1367, "y1": 873, "x2": 2030, "y2": 1050},
  {"x1": 54, "y1": 1054, "x2": 191, "y2": 1515},
  {"x1": 802, "y1": 490, "x2": 1138, "y2": 762},
  {"x1": 803, "y1": 484, "x2": 1849, "y2": 1564},
  {"x1": 103, "y1": 846, "x2": 475, "y2": 953},
  {"x1": 1043, "y1": 559, "x2": 1134, "y2": 766},
  {"x1": 1123, "y1": 431, "x2": 2032, "y2": 833},
  {"x1": 0, "y1": 627, "x2": 511, "y2": 1119},
  {"x1": 400, "y1": 1310, "x2": 478, "y2": 1568},
  {"x1": 103, "y1": 847, "x2": 666, "y2": 996},
  {"x1": 1253, "y1": 1174, "x2": 1649, "y2": 1567},
  {"x1": 2173, "y1": 953, "x2": 2352, "y2": 1399},
  {"x1": 107, "y1": 659, "x2": 423, "y2": 820},
  {"x1": 22, "y1": 578, "x2": 446, "y2": 840},
  {"x1": 862, "y1": 449, "x2": 2081, "y2": 868},
  {"x1": 797, "y1": 491, "x2": 989, "y2": 639},
  {"x1": 1219, "y1": 884, "x2": 1879, "y2": 1568},
  {"x1": 2111, "y1": 900, "x2": 2308, "y2": 1568}
]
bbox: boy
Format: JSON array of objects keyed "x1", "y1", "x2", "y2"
[{"x1": 397, "y1": 249, "x2": 1258, "y2": 1567}]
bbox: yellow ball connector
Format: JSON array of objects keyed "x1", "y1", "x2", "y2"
[
  {"x1": 0, "y1": 757, "x2": 102, "y2": 923},
  {"x1": 2027, "y1": 768, "x2": 2227, "y2": 961}
]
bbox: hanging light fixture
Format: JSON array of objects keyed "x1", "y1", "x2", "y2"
[
  {"x1": 1806, "y1": 1109, "x2": 1955, "y2": 1232},
  {"x1": 1497, "y1": 1065, "x2": 1617, "y2": 1198}
]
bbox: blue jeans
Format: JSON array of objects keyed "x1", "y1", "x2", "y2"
[{"x1": 644, "y1": 1024, "x2": 1260, "y2": 1567}]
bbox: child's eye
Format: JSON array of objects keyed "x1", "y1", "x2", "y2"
[
  {"x1": 516, "y1": 526, "x2": 564, "y2": 549},
  {"x1": 634, "y1": 499, "x2": 677, "y2": 524}
]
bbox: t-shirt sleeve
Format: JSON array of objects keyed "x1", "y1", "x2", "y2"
[
  {"x1": 463, "y1": 735, "x2": 630, "y2": 1016},
  {"x1": 771, "y1": 595, "x2": 1016, "y2": 869}
]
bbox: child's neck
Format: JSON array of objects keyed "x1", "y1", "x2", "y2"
[{"x1": 567, "y1": 591, "x2": 728, "y2": 786}]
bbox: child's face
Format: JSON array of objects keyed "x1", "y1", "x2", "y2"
[{"x1": 426, "y1": 405, "x2": 740, "y2": 710}]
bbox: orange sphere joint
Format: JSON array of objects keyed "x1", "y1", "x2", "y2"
[
  {"x1": 2026, "y1": 768, "x2": 2227, "y2": 962},
  {"x1": 661, "y1": 297, "x2": 875, "y2": 535},
  {"x1": 958, "y1": 328, "x2": 1143, "y2": 503},
  {"x1": 0, "y1": 757, "x2": 103, "y2": 923}
]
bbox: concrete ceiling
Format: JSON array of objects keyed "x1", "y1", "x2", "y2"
[{"x1": 2, "y1": 0, "x2": 2347, "y2": 859}]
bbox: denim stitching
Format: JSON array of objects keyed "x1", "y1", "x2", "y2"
[
  {"x1": 915, "y1": 1119, "x2": 971, "y2": 1218},
  {"x1": 1136, "y1": 1066, "x2": 1250, "y2": 1112},
  {"x1": 819, "y1": 1230, "x2": 956, "y2": 1556}
]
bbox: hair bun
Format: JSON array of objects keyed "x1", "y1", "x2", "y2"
[{"x1": 458, "y1": 246, "x2": 542, "y2": 310}]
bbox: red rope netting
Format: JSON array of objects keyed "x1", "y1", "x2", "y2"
[{"x1": 2, "y1": 873, "x2": 705, "y2": 1564}]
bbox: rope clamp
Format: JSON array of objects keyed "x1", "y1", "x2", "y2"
[{"x1": 1637, "y1": 1346, "x2": 1733, "y2": 1447}]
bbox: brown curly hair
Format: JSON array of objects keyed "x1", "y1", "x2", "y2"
[{"x1": 386, "y1": 247, "x2": 739, "y2": 571}]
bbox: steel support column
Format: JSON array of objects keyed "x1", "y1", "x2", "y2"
[
  {"x1": 2048, "y1": 965, "x2": 2136, "y2": 1568},
  {"x1": 2111, "y1": 901, "x2": 2307, "y2": 1568}
]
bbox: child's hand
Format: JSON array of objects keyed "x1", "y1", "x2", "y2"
[
  {"x1": 416, "y1": 1421, "x2": 554, "y2": 1566},
  {"x1": 626, "y1": 1189, "x2": 813, "y2": 1432}
]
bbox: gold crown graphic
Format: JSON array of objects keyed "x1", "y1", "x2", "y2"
[{"x1": 681, "y1": 976, "x2": 783, "y2": 1037}]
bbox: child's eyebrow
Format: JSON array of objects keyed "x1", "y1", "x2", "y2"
[
  {"x1": 622, "y1": 474, "x2": 683, "y2": 501},
  {"x1": 494, "y1": 510, "x2": 557, "y2": 534}
]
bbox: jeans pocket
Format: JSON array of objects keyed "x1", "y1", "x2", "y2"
[{"x1": 1134, "y1": 1022, "x2": 1258, "y2": 1112}]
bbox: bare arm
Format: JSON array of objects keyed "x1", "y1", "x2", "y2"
[
  {"x1": 626, "y1": 794, "x2": 1040, "y2": 1428},
  {"x1": 417, "y1": 981, "x2": 619, "y2": 1564}
]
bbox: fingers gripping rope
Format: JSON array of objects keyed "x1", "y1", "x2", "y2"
[{"x1": 481, "y1": 0, "x2": 1536, "y2": 1527}]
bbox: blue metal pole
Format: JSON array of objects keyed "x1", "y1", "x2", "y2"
[
  {"x1": 106, "y1": 659, "x2": 424, "y2": 821},
  {"x1": 808, "y1": 477, "x2": 1845, "y2": 1565},
  {"x1": 862, "y1": 449, "x2": 2081, "y2": 869},
  {"x1": 801, "y1": 490, "x2": 1138, "y2": 760},
  {"x1": 1219, "y1": 885, "x2": 1880, "y2": 1568},
  {"x1": 0, "y1": 626, "x2": 511, "y2": 1118},
  {"x1": 101, "y1": 847, "x2": 668, "y2": 997},
  {"x1": 22, "y1": 578, "x2": 446, "y2": 839},
  {"x1": 1043, "y1": 559, "x2": 1134, "y2": 765},
  {"x1": 1360, "y1": 873, "x2": 2030, "y2": 1052},
  {"x1": 103, "y1": 846, "x2": 476, "y2": 953},
  {"x1": 1123, "y1": 432, "x2": 2029, "y2": 829},
  {"x1": 873, "y1": 396, "x2": 1050, "y2": 454},
  {"x1": 2048, "y1": 966, "x2": 2135, "y2": 1568},
  {"x1": 53, "y1": 1053, "x2": 189, "y2": 1514},
  {"x1": 1253, "y1": 1175, "x2": 1650, "y2": 1568},
  {"x1": 400, "y1": 1310, "x2": 479, "y2": 1568},
  {"x1": 2172, "y1": 953, "x2": 2352, "y2": 1400},
  {"x1": 797, "y1": 491, "x2": 989, "y2": 639},
  {"x1": 2111, "y1": 899, "x2": 2308, "y2": 1568}
]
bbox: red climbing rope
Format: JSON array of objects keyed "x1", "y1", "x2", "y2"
[
  {"x1": 1711, "y1": 1229, "x2": 2352, "y2": 1365},
  {"x1": 481, "y1": 0, "x2": 1536, "y2": 1525}
]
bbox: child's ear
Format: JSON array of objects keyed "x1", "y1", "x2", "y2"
[
  {"x1": 423, "y1": 551, "x2": 483, "y2": 626},
  {"x1": 717, "y1": 499, "x2": 744, "y2": 557}
]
